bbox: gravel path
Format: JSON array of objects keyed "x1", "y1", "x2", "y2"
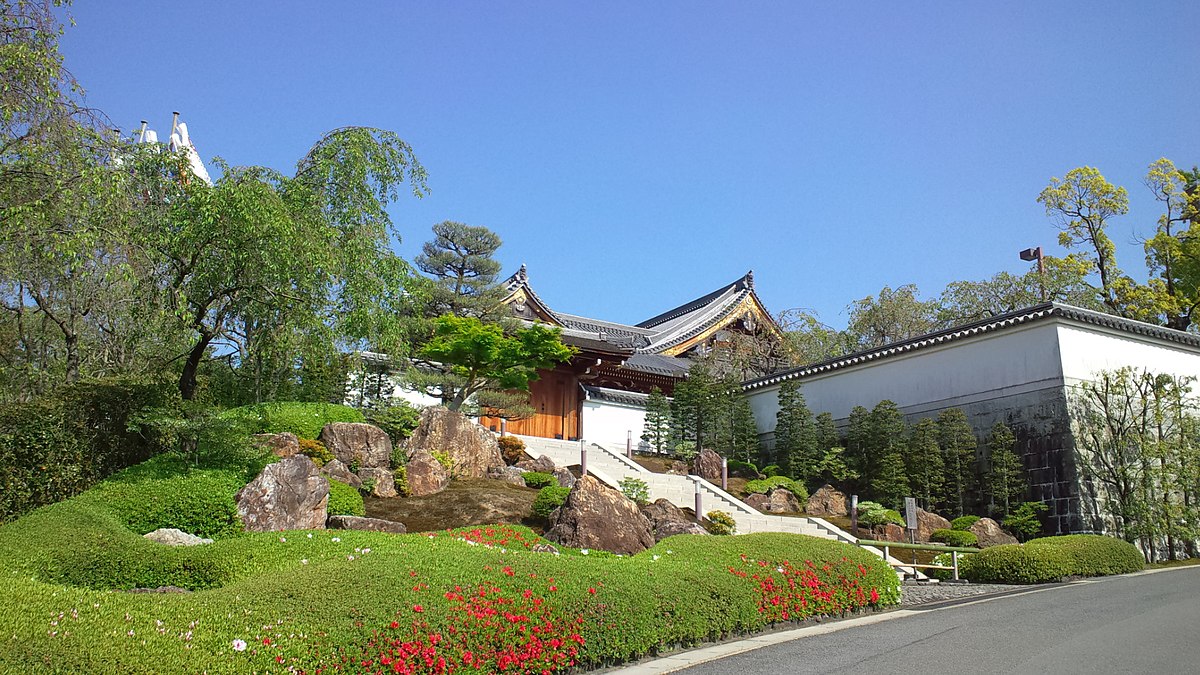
[{"x1": 900, "y1": 580, "x2": 1026, "y2": 606}]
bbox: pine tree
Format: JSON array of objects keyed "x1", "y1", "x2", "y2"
[
  {"x1": 640, "y1": 387, "x2": 672, "y2": 454},
  {"x1": 729, "y1": 392, "x2": 760, "y2": 463},
  {"x1": 845, "y1": 405, "x2": 872, "y2": 492},
  {"x1": 905, "y1": 417, "x2": 945, "y2": 511},
  {"x1": 867, "y1": 400, "x2": 908, "y2": 502},
  {"x1": 815, "y1": 412, "x2": 839, "y2": 456},
  {"x1": 937, "y1": 407, "x2": 978, "y2": 519},
  {"x1": 773, "y1": 382, "x2": 817, "y2": 479},
  {"x1": 872, "y1": 450, "x2": 911, "y2": 509},
  {"x1": 985, "y1": 422, "x2": 1025, "y2": 517}
]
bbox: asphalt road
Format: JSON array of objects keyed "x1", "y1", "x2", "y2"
[{"x1": 676, "y1": 567, "x2": 1200, "y2": 675}]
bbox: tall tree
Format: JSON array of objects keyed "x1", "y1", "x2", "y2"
[
  {"x1": 844, "y1": 405, "x2": 872, "y2": 492},
  {"x1": 937, "y1": 254, "x2": 1099, "y2": 324},
  {"x1": 728, "y1": 389, "x2": 761, "y2": 464},
  {"x1": 936, "y1": 407, "x2": 978, "y2": 518},
  {"x1": 845, "y1": 285, "x2": 940, "y2": 351},
  {"x1": 776, "y1": 307, "x2": 855, "y2": 365},
  {"x1": 1142, "y1": 158, "x2": 1200, "y2": 331},
  {"x1": 640, "y1": 387, "x2": 672, "y2": 454},
  {"x1": 984, "y1": 422, "x2": 1025, "y2": 518},
  {"x1": 905, "y1": 417, "x2": 945, "y2": 511},
  {"x1": 867, "y1": 400, "x2": 908, "y2": 503},
  {"x1": 414, "y1": 221, "x2": 505, "y2": 319},
  {"x1": 773, "y1": 381, "x2": 816, "y2": 479}
]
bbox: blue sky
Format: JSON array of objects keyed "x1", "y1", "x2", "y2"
[{"x1": 58, "y1": 2, "x2": 1200, "y2": 329}]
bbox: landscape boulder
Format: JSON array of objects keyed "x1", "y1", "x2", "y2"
[
  {"x1": 691, "y1": 449, "x2": 723, "y2": 483},
  {"x1": 532, "y1": 543, "x2": 560, "y2": 555},
  {"x1": 871, "y1": 523, "x2": 907, "y2": 543},
  {"x1": 487, "y1": 465, "x2": 529, "y2": 487},
  {"x1": 320, "y1": 458, "x2": 362, "y2": 489},
  {"x1": 766, "y1": 487, "x2": 801, "y2": 513},
  {"x1": 406, "y1": 449, "x2": 451, "y2": 497},
  {"x1": 641, "y1": 498, "x2": 708, "y2": 541},
  {"x1": 327, "y1": 515, "x2": 407, "y2": 534},
  {"x1": 969, "y1": 517, "x2": 1019, "y2": 548},
  {"x1": 405, "y1": 406, "x2": 504, "y2": 478},
  {"x1": 236, "y1": 455, "x2": 329, "y2": 532},
  {"x1": 552, "y1": 467, "x2": 577, "y2": 489},
  {"x1": 515, "y1": 454, "x2": 556, "y2": 474},
  {"x1": 143, "y1": 528, "x2": 213, "y2": 546},
  {"x1": 806, "y1": 484, "x2": 850, "y2": 516},
  {"x1": 319, "y1": 423, "x2": 392, "y2": 469},
  {"x1": 357, "y1": 466, "x2": 398, "y2": 498},
  {"x1": 916, "y1": 508, "x2": 952, "y2": 542},
  {"x1": 666, "y1": 460, "x2": 689, "y2": 475},
  {"x1": 745, "y1": 493, "x2": 770, "y2": 511},
  {"x1": 545, "y1": 475, "x2": 655, "y2": 555},
  {"x1": 253, "y1": 432, "x2": 300, "y2": 459}
]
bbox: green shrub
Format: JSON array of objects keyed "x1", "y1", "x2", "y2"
[
  {"x1": 929, "y1": 551, "x2": 975, "y2": 581},
  {"x1": 761, "y1": 464, "x2": 782, "y2": 477},
  {"x1": 856, "y1": 500, "x2": 884, "y2": 513},
  {"x1": 726, "y1": 459, "x2": 761, "y2": 478},
  {"x1": 963, "y1": 543, "x2": 1071, "y2": 584},
  {"x1": 522, "y1": 471, "x2": 557, "y2": 489},
  {"x1": 532, "y1": 486, "x2": 571, "y2": 518},
  {"x1": 298, "y1": 438, "x2": 334, "y2": 466},
  {"x1": 745, "y1": 476, "x2": 808, "y2": 501},
  {"x1": 1027, "y1": 535, "x2": 1144, "y2": 576},
  {"x1": 362, "y1": 402, "x2": 421, "y2": 447},
  {"x1": 618, "y1": 477, "x2": 650, "y2": 505},
  {"x1": 327, "y1": 479, "x2": 366, "y2": 517},
  {"x1": 951, "y1": 515, "x2": 981, "y2": 531},
  {"x1": 859, "y1": 508, "x2": 905, "y2": 528},
  {"x1": 1004, "y1": 501, "x2": 1049, "y2": 541},
  {"x1": 431, "y1": 450, "x2": 456, "y2": 477},
  {"x1": 92, "y1": 458, "x2": 244, "y2": 539},
  {"x1": 930, "y1": 528, "x2": 978, "y2": 547},
  {"x1": 394, "y1": 465, "x2": 411, "y2": 497},
  {"x1": 221, "y1": 401, "x2": 365, "y2": 439},
  {"x1": 705, "y1": 510, "x2": 737, "y2": 535},
  {"x1": 674, "y1": 440, "x2": 698, "y2": 461},
  {"x1": 498, "y1": 435, "x2": 527, "y2": 465}
]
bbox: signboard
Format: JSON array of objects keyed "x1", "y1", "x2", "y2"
[{"x1": 904, "y1": 497, "x2": 918, "y2": 531}]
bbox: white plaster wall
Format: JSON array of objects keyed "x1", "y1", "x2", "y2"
[
  {"x1": 748, "y1": 321, "x2": 1066, "y2": 433},
  {"x1": 1056, "y1": 325, "x2": 1200, "y2": 386},
  {"x1": 581, "y1": 400, "x2": 646, "y2": 448}
]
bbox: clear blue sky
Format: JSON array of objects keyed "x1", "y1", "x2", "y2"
[{"x1": 58, "y1": 1, "x2": 1200, "y2": 329}]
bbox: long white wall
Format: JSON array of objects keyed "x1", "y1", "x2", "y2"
[
  {"x1": 747, "y1": 321, "x2": 1066, "y2": 432},
  {"x1": 581, "y1": 399, "x2": 646, "y2": 449},
  {"x1": 1056, "y1": 324, "x2": 1200, "y2": 386}
]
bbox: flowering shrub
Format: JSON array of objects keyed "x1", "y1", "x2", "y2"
[{"x1": 727, "y1": 554, "x2": 888, "y2": 622}]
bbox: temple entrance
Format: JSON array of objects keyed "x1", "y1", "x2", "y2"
[{"x1": 480, "y1": 370, "x2": 580, "y2": 440}]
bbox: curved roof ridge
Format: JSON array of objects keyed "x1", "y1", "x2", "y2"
[{"x1": 635, "y1": 271, "x2": 756, "y2": 329}]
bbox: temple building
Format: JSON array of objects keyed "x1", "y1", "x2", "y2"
[{"x1": 476, "y1": 266, "x2": 785, "y2": 447}]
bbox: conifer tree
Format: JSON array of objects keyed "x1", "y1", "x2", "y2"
[
  {"x1": 845, "y1": 405, "x2": 873, "y2": 492},
  {"x1": 905, "y1": 417, "x2": 945, "y2": 511},
  {"x1": 773, "y1": 381, "x2": 817, "y2": 479},
  {"x1": 985, "y1": 422, "x2": 1025, "y2": 517},
  {"x1": 815, "y1": 412, "x2": 839, "y2": 456},
  {"x1": 937, "y1": 407, "x2": 978, "y2": 518},
  {"x1": 729, "y1": 392, "x2": 760, "y2": 463},
  {"x1": 872, "y1": 450, "x2": 911, "y2": 510},
  {"x1": 640, "y1": 387, "x2": 672, "y2": 454},
  {"x1": 867, "y1": 400, "x2": 908, "y2": 501}
]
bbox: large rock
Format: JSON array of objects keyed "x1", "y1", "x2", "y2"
[
  {"x1": 327, "y1": 515, "x2": 407, "y2": 534},
  {"x1": 691, "y1": 449, "x2": 723, "y2": 483},
  {"x1": 487, "y1": 465, "x2": 529, "y2": 487},
  {"x1": 745, "y1": 493, "x2": 769, "y2": 511},
  {"x1": 970, "y1": 517, "x2": 1019, "y2": 548},
  {"x1": 320, "y1": 458, "x2": 362, "y2": 488},
  {"x1": 666, "y1": 461, "x2": 689, "y2": 475},
  {"x1": 515, "y1": 454, "x2": 556, "y2": 474},
  {"x1": 406, "y1": 449, "x2": 450, "y2": 497},
  {"x1": 236, "y1": 455, "x2": 329, "y2": 532},
  {"x1": 641, "y1": 498, "x2": 707, "y2": 541},
  {"x1": 552, "y1": 467, "x2": 577, "y2": 489},
  {"x1": 766, "y1": 487, "x2": 801, "y2": 513},
  {"x1": 545, "y1": 475, "x2": 654, "y2": 555},
  {"x1": 871, "y1": 523, "x2": 907, "y2": 543},
  {"x1": 143, "y1": 528, "x2": 213, "y2": 546},
  {"x1": 319, "y1": 423, "x2": 393, "y2": 470},
  {"x1": 915, "y1": 508, "x2": 952, "y2": 543},
  {"x1": 806, "y1": 484, "x2": 849, "y2": 516},
  {"x1": 405, "y1": 406, "x2": 504, "y2": 478},
  {"x1": 253, "y1": 432, "x2": 300, "y2": 459},
  {"x1": 358, "y1": 466, "x2": 397, "y2": 498}
]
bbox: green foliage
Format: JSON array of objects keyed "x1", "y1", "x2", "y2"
[
  {"x1": 761, "y1": 464, "x2": 781, "y2": 477},
  {"x1": 362, "y1": 401, "x2": 421, "y2": 447},
  {"x1": 297, "y1": 438, "x2": 333, "y2": 467},
  {"x1": 929, "y1": 551, "x2": 975, "y2": 581},
  {"x1": 962, "y1": 544, "x2": 1071, "y2": 584},
  {"x1": 430, "y1": 450, "x2": 456, "y2": 476},
  {"x1": 774, "y1": 381, "x2": 817, "y2": 481},
  {"x1": 858, "y1": 508, "x2": 905, "y2": 528},
  {"x1": 531, "y1": 486, "x2": 570, "y2": 518},
  {"x1": 726, "y1": 459, "x2": 761, "y2": 479},
  {"x1": 221, "y1": 401, "x2": 365, "y2": 440},
  {"x1": 985, "y1": 422, "x2": 1025, "y2": 518},
  {"x1": 414, "y1": 221, "x2": 506, "y2": 319},
  {"x1": 640, "y1": 387, "x2": 673, "y2": 455},
  {"x1": 92, "y1": 457, "x2": 244, "y2": 539},
  {"x1": 815, "y1": 445, "x2": 858, "y2": 486},
  {"x1": 1027, "y1": 535, "x2": 1145, "y2": 575},
  {"x1": 417, "y1": 315, "x2": 576, "y2": 412},
  {"x1": 393, "y1": 465, "x2": 411, "y2": 497},
  {"x1": 1003, "y1": 501, "x2": 1049, "y2": 542},
  {"x1": 674, "y1": 440, "x2": 698, "y2": 461},
  {"x1": 930, "y1": 529, "x2": 978, "y2": 547},
  {"x1": 327, "y1": 479, "x2": 366, "y2": 518},
  {"x1": 745, "y1": 476, "x2": 808, "y2": 501},
  {"x1": 936, "y1": 408, "x2": 978, "y2": 519},
  {"x1": 951, "y1": 515, "x2": 981, "y2": 531},
  {"x1": 497, "y1": 435, "x2": 526, "y2": 465},
  {"x1": 905, "y1": 417, "x2": 944, "y2": 511},
  {"x1": 618, "y1": 477, "x2": 650, "y2": 505},
  {"x1": 522, "y1": 471, "x2": 557, "y2": 489},
  {"x1": 705, "y1": 510, "x2": 737, "y2": 535}
]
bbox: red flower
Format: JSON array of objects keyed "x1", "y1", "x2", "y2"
[
  {"x1": 412, "y1": 604, "x2": 425, "y2": 613},
  {"x1": 389, "y1": 621, "x2": 399, "y2": 629},
  {"x1": 588, "y1": 588, "x2": 596, "y2": 595},
  {"x1": 870, "y1": 588, "x2": 880, "y2": 603}
]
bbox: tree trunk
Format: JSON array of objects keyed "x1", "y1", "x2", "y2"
[{"x1": 179, "y1": 334, "x2": 214, "y2": 401}]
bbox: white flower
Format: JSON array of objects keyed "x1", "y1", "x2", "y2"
[
  {"x1": 347, "y1": 555, "x2": 355, "y2": 561},
  {"x1": 306, "y1": 533, "x2": 313, "y2": 539},
  {"x1": 362, "y1": 548, "x2": 371, "y2": 554},
  {"x1": 653, "y1": 555, "x2": 661, "y2": 561},
  {"x1": 279, "y1": 537, "x2": 287, "y2": 543},
  {"x1": 300, "y1": 559, "x2": 308, "y2": 565},
  {"x1": 331, "y1": 537, "x2": 340, "y2": 542},
  {"x1": 580, "y1": 549, "x2": 589, "y2": 555},
  {"x1": 232, "y1": 638, "x2": 247, "y2": 652},
  {"x1": 127, "y1": 630, "x2": 135, "y2": 637}
]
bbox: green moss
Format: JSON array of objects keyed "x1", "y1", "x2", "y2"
[
  {"x1": 327, "y1": 479, "x2": 365, "y2": 518},
  {"x1": 220, "y1": 401, "x2": 365, "y2": 439}
]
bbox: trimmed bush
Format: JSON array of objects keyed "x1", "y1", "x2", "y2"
[
  {"x1": 726, "y1": 459, "x2": 761, "y2": 478},
  {"x1": 93, "y1": 457, "x2": 244, "y2": 539},
  {"x1": 522, "y1": 471, "x2": 557, "y2": 489},
  {"x1": 761, "y1": 464, "x2": 782, "y2": 477},
  {"x1": 745, "y1": 476, "x2": 808, "y2": 501},
  {"x1": 532, "y1": 486, "x2": 570, "y2": 518},
  {"x1": 705, "y1": 510, "x2": 737, "y2": 535},
  {"x1": 498, "y1": 435, "x2": 527, "y2": 465},
  {"x1": 362, "y1": 402, "x2": 421, "y2": 447},
  {"x1": 298, "y1": 438, "x2": 334, "y2": 466},
  {"x1": 951, "y1": 515, "x2": 981, "y2": 531},
  {"x1": 963, "y1": 544, "x2": 1072, "y2": 584},
  {"x1": 327, "y1": 479, "x2": 366, "y2": 517},
  {"x1": 929, "y1": 551, "x2": 975, "y2": 581},
  {"x1": 618, "y1": 477, "x2": 650, "y2": 505},
  {"x1": 931, "y1": 528, "x2": 978, "y2": 547},
  {"x1": 859, "y1": 508, "x2": 905, "y2": 528},
  {"x1": 1027, "y1": 534, "x2": 1144, "y2": 577},
  {"x1": 221, "y1": 401, "x2": 365, "y2": 439}
]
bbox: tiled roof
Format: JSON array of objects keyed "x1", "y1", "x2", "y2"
[
  {"x1": 743, "y1": 302, "x2": 1200, "y2": 391},
  {"x1": 622, "y1": 353, "x2": 692, "y2": 377},
  {"x1": 581, "y1": 385, "x2": 651, "y2": 407}
]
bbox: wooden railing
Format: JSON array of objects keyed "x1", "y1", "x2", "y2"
[{"x1": 856, "y1": 539, "x2": 981, "y2": 581}]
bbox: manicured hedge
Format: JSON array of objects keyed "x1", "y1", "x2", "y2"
[
  {"x1": 1027, "y1": 534, "x2": 1144, "y2": 577},
  {"x1": 533, "y1": 485, "x2": 571, "y2": 518},
  {"x1": 951, "y1": 515, "x2": 981, "y2": 531},
  {"x1": 745, "y1": 476, "x2": 809, "y2": 502},
  {"x1": 963, "y1": 535, "x2": 1143, "y2": 584},
  {"x1": 327, "y1": 479, "x2": 365, "y2": 517},
  {"x1": 859, "y1": 508, "x2": 904, "y2": 528},
  {"x1": 522, "y1": 471, "x2": 557, "y2": 489},
  {"x1": 221, "y1": 401, "x2": 365, "y2": 439},
  {"x1": 930, "y1": 528, "x2": 978, "y2": 547}
]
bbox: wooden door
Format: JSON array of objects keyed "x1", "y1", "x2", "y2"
[{"x1": 480, "y1": 370, "x2": 579, "y2": 440}]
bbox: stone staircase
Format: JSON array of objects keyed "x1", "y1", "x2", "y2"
[{"x1": 514, "y1": 434, "x2": 920, "y2": 578}]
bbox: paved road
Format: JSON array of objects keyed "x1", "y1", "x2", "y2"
[{"x1": 672, "y1": 567, "x2": 1200, "y2": 675}]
